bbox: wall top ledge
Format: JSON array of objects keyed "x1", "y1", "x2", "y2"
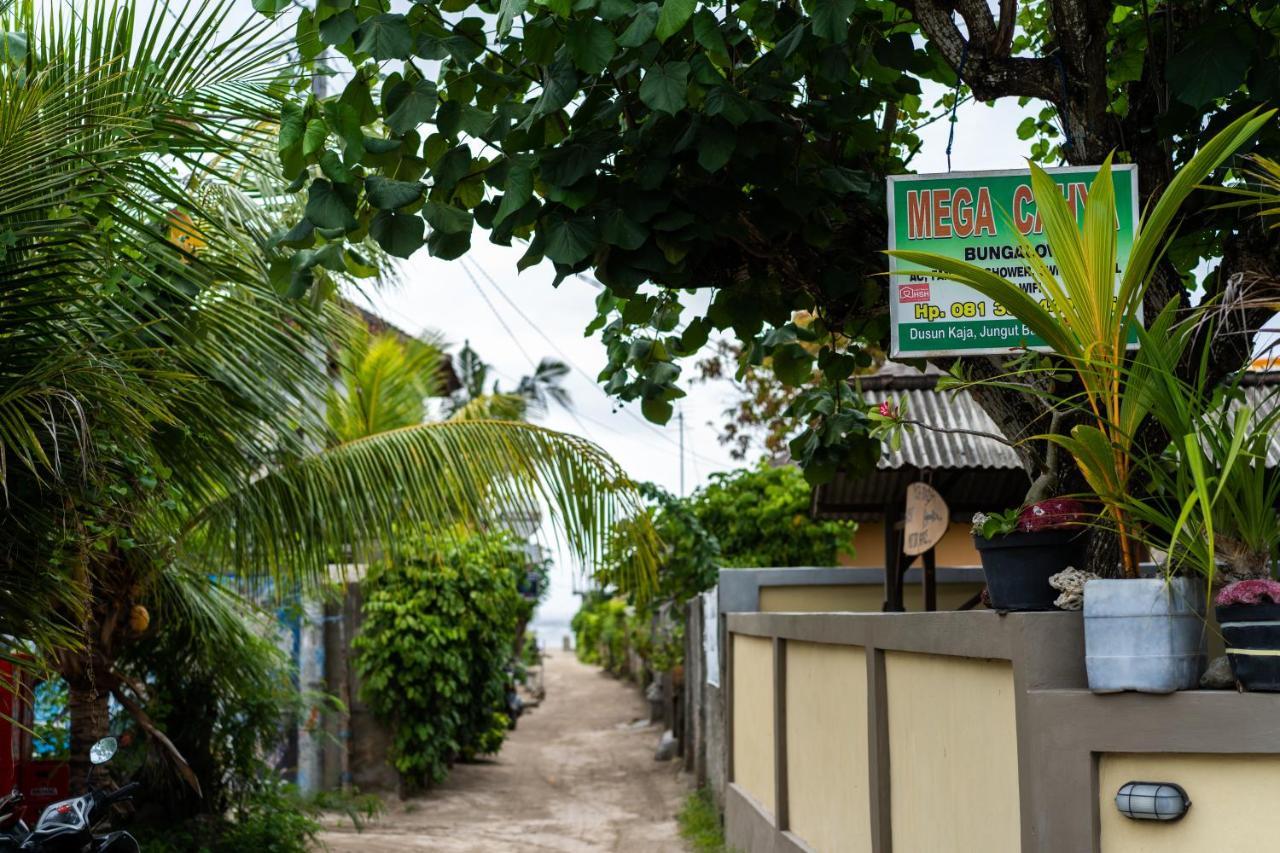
[{"x1": 728, "y1": 609, "x2": 1087, "y2": 690}]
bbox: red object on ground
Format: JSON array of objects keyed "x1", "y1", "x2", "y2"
[{"x1": 1016, "y1": 498, "x2": 1089, "y2": 533}]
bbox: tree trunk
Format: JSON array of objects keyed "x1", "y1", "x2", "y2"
[{"x1": 66, "y1": 672, "x2": 110, "y2": 793}]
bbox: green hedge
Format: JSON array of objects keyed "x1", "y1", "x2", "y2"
[{"x1": 354, "y1": 529, "x2": 524, "y2": 789}]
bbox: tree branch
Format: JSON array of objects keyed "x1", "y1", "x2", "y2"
[
  {"x1": 993, "y1": 0, "x2": 1017, "y2": 57},
  {"x1": 901, "y1": 0, "x2": 1059, "y2": 103},
  {"x1": 898, "y1": 417, "x2": 1018, "y2": 448},
  {"x1": 953, "y1": 0, "x2": 997, "y2": 48},
  {"x1": 108, "y1": 672, "x2": 202, "y2": 797}
]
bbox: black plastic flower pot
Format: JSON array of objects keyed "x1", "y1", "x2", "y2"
[
  {"x1": 973, "y1": 529, "x2": 1088, "y2": 612},
  {"x1": 1217, "y1": 603, "x2": 1280, "y2": 692}
]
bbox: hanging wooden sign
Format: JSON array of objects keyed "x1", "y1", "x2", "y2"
[{"x1": 903, "y1": 482, "x2": 949, "y2": 556}]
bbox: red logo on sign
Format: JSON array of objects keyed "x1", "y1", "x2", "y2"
[{"x1": 899, "y1": 283, "x2": 931, "y2": 303}]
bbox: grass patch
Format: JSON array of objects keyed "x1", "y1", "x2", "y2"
[{"x1": 678, "y1": 787, "x2": 726, "y2": 853}]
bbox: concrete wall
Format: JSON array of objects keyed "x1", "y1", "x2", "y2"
[
  {"x1": 845, "y1": 522, "x2": 980, "y2": 568},
  {"x1": 758, "y1": 579, "x2": 984, "y2": 614},
  {"x1": 324, "y1": 582, "x2": 399, "y2": 792},
  {"x1": 785, "y1": 642, "x2": 870, "y2": 853},
  {"x1": 722, "y1": 610, "x2": 1280, "y2": 853},
  {"x1": 885, "y1": 652, "x2": 1019, "y2": 853},
  {"x1": 719, "y1": 567, "x2": 987, "y2": 625},
  {"x1": 709, "y1": 567, "x2": 986, "y2": 824},
  {"x1": 731, "y1": 634, "x2": 775, "y2": 816},
  {"x1": 1098, "y1": 753, "x2": 1280, "y2": 852}
]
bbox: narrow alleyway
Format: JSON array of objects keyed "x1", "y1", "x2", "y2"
[{"x1": 317, "y1": 649, "x2": 687, "y2": 852}]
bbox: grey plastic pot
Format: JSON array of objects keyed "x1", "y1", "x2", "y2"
[{"x1": 1083, "y1": 577, "x2": 1206, "y2": 693}]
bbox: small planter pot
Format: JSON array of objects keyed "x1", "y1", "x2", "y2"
[
  {"x1": 1216, "y1": 603, "x2": 1280, "y2": 692},
  {"x1": 973, "y1": 529, "x2": 1087, "y2": 611},
  {"x1": 1084, "y1": 578, "x2": 1206, "y2": 693}
]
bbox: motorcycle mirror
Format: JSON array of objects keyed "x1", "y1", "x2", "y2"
[{"x1": 89, "y1": 737, "x2": 118, "y2": 765}]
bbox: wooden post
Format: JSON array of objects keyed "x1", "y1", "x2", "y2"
[
  {"x1": 882, "y1": 507, "x2": 905, "y2": 612},
  {"x1": 923, "y1": 547, "x2": 937, "y2": 612}
]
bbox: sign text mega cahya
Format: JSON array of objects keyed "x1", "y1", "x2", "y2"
[{"x1": 886, "y1": 166, "x2": 1139, "y2": 358}]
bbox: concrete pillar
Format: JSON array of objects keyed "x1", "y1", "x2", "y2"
[{"x1": 296, "y1": 598, "x2": 325, "y2": 796}]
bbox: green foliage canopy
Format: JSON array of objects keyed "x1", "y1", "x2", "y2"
[
  {"x1": 260, "y1": 0, "x2": 1280, "y2": 487},
  {"x1": 690, "y1": 462, "x2": 855, "y2": 567}
]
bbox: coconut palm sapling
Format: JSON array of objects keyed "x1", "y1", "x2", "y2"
[{"x1": 889, "y1": 108, "x2": 1276, "y2": 577}]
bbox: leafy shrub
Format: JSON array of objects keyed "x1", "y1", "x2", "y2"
[
  {"x1": 691, "y1": 462, "x2": 855, "y2": 567},
  {"x1": 354, "y1": 529, "x2": 523, "y2": 788},
  {"x1": 115, "y1": 575, "x2": 335, "y2": 851},
  {"x1": 571, "y1": 594, "x2": 633, "y2": 675},
  {"x1": 136, "y1": 781, "x2": 320, "y2": 853},
  {"x1": 580, "y1": 466, "x2": 852, "y2": 679}
]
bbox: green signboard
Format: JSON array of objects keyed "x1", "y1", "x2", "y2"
[{"x1": 887, "y1": 165, "x2": 1139, "y2": 358}]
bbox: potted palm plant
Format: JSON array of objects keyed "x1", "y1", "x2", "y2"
[
  {"x1": 1120, "y1": 354, "x2": 1280, "y2": 691},
  {"x1": 889, "y1": 107, "x2": 1275, "y2": 692}
]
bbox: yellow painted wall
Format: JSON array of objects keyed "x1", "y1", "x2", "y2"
[
  {"x1": 845, "y1": 522, "x2": 980, "y2": 568},
  {"x1": 785, "y1": 642, "x2": 871, "y2": 853},
  {"x1": 732, "y1": 634, "x2": 775, "y2": 816},
  {"x1": 1099, "y1": 753, "x2": 1280, "y2": 852},
  {"x1": 758, "y1": 581, "x2": 985, "y2": 613},
  {"x1": 885, "y1": 652, "x2": 1020, "y2": 853}
]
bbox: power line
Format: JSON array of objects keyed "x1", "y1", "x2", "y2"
[
  {"x1": 459, "y1": 260, "x2": 602, "y2": 439},
  {"x1": 461, "y1": 256, "x2": 727, "y2": 469}
]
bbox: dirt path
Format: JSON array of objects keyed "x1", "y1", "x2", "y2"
[{"x1": 317, "y1": 650, "x2": 687, "y2": 852}]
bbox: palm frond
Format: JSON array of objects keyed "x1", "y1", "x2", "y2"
[
  {"x1": 327, "y1": 324, "x2": 447, "y2": 442},
  {"x1": 183, "y1": 420, "x2": 659, "y2": 596}
]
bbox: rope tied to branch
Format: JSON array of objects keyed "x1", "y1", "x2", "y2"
[{"x1": 945, "y1": 39, "x2": 969, "y2": 172}]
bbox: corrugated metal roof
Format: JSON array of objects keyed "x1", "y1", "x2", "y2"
[
  {"x1": 813, "y1": 364, "x2": 1032, "y2": 519},
  {"x1": 864, "y1": 387, "x2": 1023, "y2": 471},
  {"x1": 812, "y1": 465, "x2": 1032, "y2": 520},
  {"x1": 1240, "y1": 384, "x2": 1280, "y2": 466},
  {"x1": 814, "y1": 369, "x2": 1280, "y2": 520}
]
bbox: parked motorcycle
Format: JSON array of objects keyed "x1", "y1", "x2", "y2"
[
  {"x1": 0, "y1": 789, "x2": 30, "y2": 852},
  {"x1": 15, "y1": 737, "x2": 141, "y2": 852}
]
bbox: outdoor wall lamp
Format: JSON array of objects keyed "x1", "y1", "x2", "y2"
[{"x1": 1115, "y1": 782, "x2": 1191, "y2": 822}]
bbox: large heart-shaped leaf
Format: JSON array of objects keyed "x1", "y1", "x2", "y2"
[
  {"x1": 423, "y1": 202, "x2": 474, "y2": 234},
  {"x1": 641, "y1": 397, "x2": 673, "y2": 424},
  {"x1": 304, "y1": 179, "x2": 356, "y2": 230},
  {"x1": 600, "y1": 209, "x2": 648, "y2": 250},
  {"x1": 356, "y1": 14, "x2": 414, "y2": 60},
  {"x1": 495, "y1": 159, "x2": 535, "y2": 225},
  {"x1": 544, "y1": 214, "x2": 598, "y2": 264},
  {"x1": 639, "y1": 62, "x2": 688, "y2": 115},
  {"x1": 1167, "y1": 25, "x2": 1253, "y2": 108},
  {"x1": 370, "y1": 210, "x2": 425, "y2": 257},
  {"x1": 654, "y1": 0, "x2": 695, "y2": 42},
  {"x1": 566, "y1": 19, "x2": 616, "y2": 75},
  {"x1": 366, "y1": 176, "x2": 425, "y2": 209},
  {"x1": 618, "y1": 3, "x2": 659, "y2": 48},
  {"x1": 386, "y1": 79, "x2": 438, "y2": 134},
  {"x1": 319, "y1": 11, "x2": 359, "y2": 46}
]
